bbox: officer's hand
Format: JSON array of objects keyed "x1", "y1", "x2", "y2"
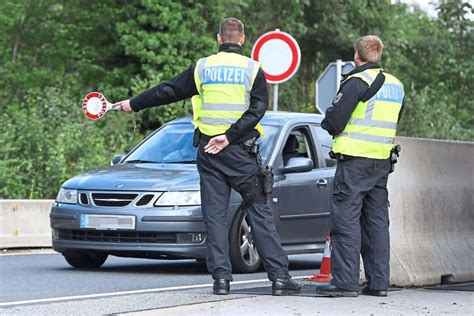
[
  {"x1": 204, "y1": 135, "x2": 229, "y2": 154},
  {"x1": 113, "y1": 99, "x2": 133, "y2": 112}
]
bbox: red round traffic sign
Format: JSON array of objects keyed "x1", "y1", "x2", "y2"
[
  {"x1": 251, "y1": 30, "x2": 301, "y2": 84},
  {"x1": 82, "y1": 92, "x2": 108, "y2": 120}
]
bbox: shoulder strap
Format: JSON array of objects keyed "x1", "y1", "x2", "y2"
[{"x1": 360, "y1": 71, "x2": 385, "y2": 102}]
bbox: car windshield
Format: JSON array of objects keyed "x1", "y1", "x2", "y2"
[{"x1": 124, "y1": 122, "x2": 279, "y2": 164}]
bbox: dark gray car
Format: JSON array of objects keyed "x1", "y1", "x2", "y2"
[{"x1": 50, "y1": 112, "x2": 336, "y2": 273}]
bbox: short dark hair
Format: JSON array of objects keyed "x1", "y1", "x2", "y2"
[
  {"x1": 219, "y1": 17, "x2": 244, "y2": 43},
  {"x1": 355, "y1": 35, "x2": 384, "y2": 63}
]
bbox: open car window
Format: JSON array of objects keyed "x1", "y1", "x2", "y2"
[
  {"x1": 313, "y1": 124, "x2": 337, "y2": 168},
  {"x1": 281, "y1": 127, "x2": 317, "y2": 168}
]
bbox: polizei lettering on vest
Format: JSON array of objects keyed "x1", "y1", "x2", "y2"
[
  {"x1": 375, "y1": 84, "x2": 404, "y2": 103},
  {"x1": 202, "y1": 66, "x2": 246, "y2": 85}
]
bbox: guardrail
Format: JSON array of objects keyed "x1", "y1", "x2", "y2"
[{"x1": 1, "y1": 137, "x2": 473, "y2": 286}]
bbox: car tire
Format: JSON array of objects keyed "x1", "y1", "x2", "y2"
[
  {"x1": 63, "y1": 251, "x2": 108, "y2": 269},
  {"x1": 229, "y1": 209, "x2": 261, "y2": 273}
]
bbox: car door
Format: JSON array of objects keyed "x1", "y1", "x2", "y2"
[
  {"x1": 270, "y1": 124, "x2": 331, "y2": 245},
  {"x1": 310, "y1": 123, "x2": 337, "y2": 238}
]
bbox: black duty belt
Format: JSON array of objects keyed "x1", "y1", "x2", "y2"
[
  {"x1": 329, "y1": 151, "x2": 357, "y2": 161},
  {"x1": 329, "y1": 151, "x2": 387, "y2": 162},
  {"x1": 197, "y1": 130, "x2": 256, "y2": 146},
  {"x1": 199, "y1": 133, "x2": 212, "y2": 143}
]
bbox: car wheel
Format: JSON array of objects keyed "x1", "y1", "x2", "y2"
[
  {"x1": 229, "y1": 210, "x2": 261, "y2": 273},
  {"x1": 63, "y1": 251, "x2": 108, "y2": 269}
]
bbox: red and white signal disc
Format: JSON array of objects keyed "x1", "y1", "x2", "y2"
[{"x1": 82, "y1": 92, "x2": 108, "y2": 120}]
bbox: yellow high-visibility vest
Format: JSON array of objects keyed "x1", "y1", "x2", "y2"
[
  {"x1": 332, "y1": 68, "x2": 404, "y2": 159},
  {"x1": 191, "y1": 51, "x2": 264, "y2": 136}
]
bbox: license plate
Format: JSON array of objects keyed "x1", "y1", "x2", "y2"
[{"x1": 80, "y1": 214, "x2": 136, "y2": 230}]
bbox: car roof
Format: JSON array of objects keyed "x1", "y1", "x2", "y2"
[{"x1": 169, "y1": 111, "x2": 324, "y2": 126}]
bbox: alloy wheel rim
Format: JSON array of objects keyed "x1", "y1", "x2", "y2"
[{"x1": 239, "y1": 214, "x2": 260, "y2": 266}]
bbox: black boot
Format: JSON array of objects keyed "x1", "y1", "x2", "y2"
[
  {"x1": 316, "y1": 283, "x2": 358, "y2": 297},
  {"x1": 213, "y1": 279, "x2": 230, "y2": 295},
  {"x1": 361, "y1": 286, "x2": 387, "y2": 297},
  {"x1": 272, "y1": 275, "x2": 302, "y2": 296}
]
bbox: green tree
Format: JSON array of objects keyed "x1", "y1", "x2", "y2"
[
  {"x1": 112, "y1": 0, "x2": 219, "y2": 132},
  {"x1": 0, "y1": 0, "x2": 139, "y2": 198},
  {"x1": 0, "y1": 0, "x2": 472, "y2": 199}
]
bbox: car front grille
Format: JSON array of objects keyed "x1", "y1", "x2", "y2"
[
  {"x1": 79, "y1": 191, "x2": 160, "y2": 207},
  {"x1": 136, "y1": 194, "x2": 154, "y2": 206},
  {"x1": 91, "y1": 193, "x2": 139, "y2": 207},
  {"x1": 80, "y1": 193, "x2": 89, "y2": 205},
  {"x1": 58, "y1": 229, "x2": 177, "y2": 244}
]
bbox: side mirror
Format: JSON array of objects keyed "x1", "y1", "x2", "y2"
[
  {"x1": 281, "y1": 157, "x2": 313, "y2": 174},
  {"x1": 111, "y1": 154, "x2": 125, "y2": 166}
]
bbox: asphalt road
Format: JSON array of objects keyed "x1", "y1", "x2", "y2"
[
  {"x1": 0, "y1": 251, "x2": 321, "y2": 314},
  {"x1": 2, "y1": 251, "x2": 473, "y2": 315}
]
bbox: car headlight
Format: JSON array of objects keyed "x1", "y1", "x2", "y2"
[
  {"x1": 56, "y1": 188, "x2": 78, "y2": 204},
  {"x1": 155, "y1": 191, "x2": 201, "y2": 206}
]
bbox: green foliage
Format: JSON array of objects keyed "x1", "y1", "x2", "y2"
[
  {"x1": 0, "y1": 0, "x2": 141, "y2": 198},
  {"x1": 0, "y1": 87, "x2": 141, "y2": 199},
  {"x1": 0, "y1": 0, "x2": 472, "y2": 198},
  {"x1": 113, "y1": 0, "x2": 219, "y2": 129}
]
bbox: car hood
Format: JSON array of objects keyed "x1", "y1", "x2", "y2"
[{"x1": 62, "y1": 163, "x2": 200, "y2": 191}]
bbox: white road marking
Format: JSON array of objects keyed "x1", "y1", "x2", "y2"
[
  {"x1": 0, "y1": 250, "x2": 57, "y2": 256},
  {"x1": 0, "y1": 276, "x2": 310, "y2": 307}
]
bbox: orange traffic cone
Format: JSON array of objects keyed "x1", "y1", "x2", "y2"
[{"x1": 308, "y1": 229, "x2": 331, "y2": 282}]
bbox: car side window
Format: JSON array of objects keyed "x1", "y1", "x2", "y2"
[
  {"x1": 281, "y1": 127, "x2": 318, "y2": 168},
  {"x1": 313, "y1": 124, "x2": 337, "y2": 168}
]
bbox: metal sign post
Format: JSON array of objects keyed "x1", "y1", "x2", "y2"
[
  {"x1": 273, "y1": 84, "x2": 278, "y2": 112},
  {"x1": 251, "y1": 29, "x2": 301, "y2": 112},
  {"x1": 336, "y1": 59, "x2": 342, "y2": 91}
]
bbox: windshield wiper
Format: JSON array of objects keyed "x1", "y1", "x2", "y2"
[
  {"x1": 124, "y1": 159, "x2": 157, "y2": 164},
  {"x1": 165, "y1": 160, "x2": 197, "y2": 164}
]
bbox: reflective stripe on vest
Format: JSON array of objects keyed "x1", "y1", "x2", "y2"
[
  {"x1": 357, "y1": 70, "x2": 375, "y2": 83},
  {"x1": 339, "y1": 132, "x2": 394, "y2": 144},
  {"x1": 191, "y1": 52, "x2": 263, "y2": 136},
  {"x1": 332, "y1": 68, "x2": 404, "y2": 159},
  {"x1": 202, "y1": 103, "x2": 249, "y2": 111},
  {"x1": 348, "y1": 118, "x2": 397, "y2": 129},
  {"x1": 198, "y1": 117, "x2": 239, "y2": 125}
]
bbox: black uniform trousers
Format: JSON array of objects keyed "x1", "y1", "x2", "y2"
[
  {"x1": 330, "y1": 157, "x2": 392, "y2": 292},
  {"x1": 196, "y1": 140, "x2": 289, "y2": 281}
]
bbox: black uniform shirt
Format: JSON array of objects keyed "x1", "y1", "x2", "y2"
[
  {"x1": 321, "y1": 62, "x2": 404, "y2": 136},
  {"x1": 130, "y1": 43, "x2": 269, "y2": 144}
]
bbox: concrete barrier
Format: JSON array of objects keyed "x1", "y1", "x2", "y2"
[
  {"x1": 388, "y1": 137, "x2": 474, "y2": 286},
  {"x1": 1, "y1": 137, "x2": 473, "y2": 287},
  {"x1": 0, "y1": 200, "x2": 53, "y2": 248}
]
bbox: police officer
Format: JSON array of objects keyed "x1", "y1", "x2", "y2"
[
  {"x1": 317, "y1": 35, "x2": 404, "y2": 297},
  {"x1": 114, "y1": 17, "x2": 301, "y2": 296}
]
